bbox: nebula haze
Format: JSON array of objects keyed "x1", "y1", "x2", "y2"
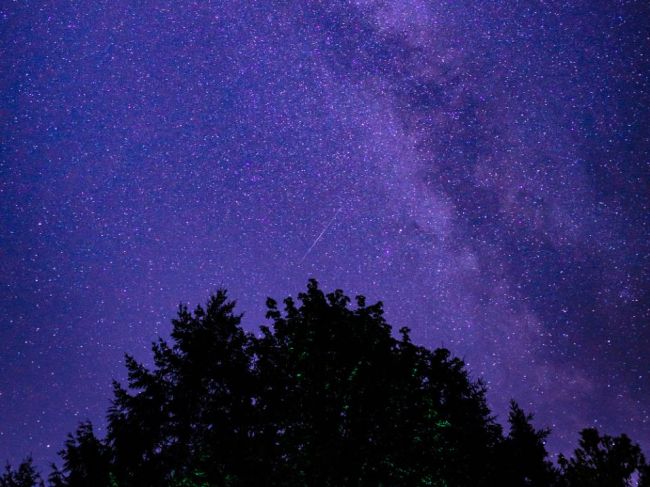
[{"x1": 1, "y1": 0, "x2": 649, "y2": 468}]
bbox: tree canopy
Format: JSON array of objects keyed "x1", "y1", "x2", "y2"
[{"x1": 4, "y1": 280, "x2": 649, "y2": 486}]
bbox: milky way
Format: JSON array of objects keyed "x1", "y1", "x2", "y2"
[{"x1": 1, "y1": 0, "x2": 649, "y2": 468}]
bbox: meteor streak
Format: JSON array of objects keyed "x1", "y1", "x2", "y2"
[{"x1": 299, "y1": 207, "x2": 342, "y2": 264}]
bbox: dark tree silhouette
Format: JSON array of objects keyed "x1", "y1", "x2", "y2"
[
  {"x1": 48, "y1": 422, "x2": 111, "y2": 487},
  {"x1": 0, "y1": 458, "x2": 43, "y2": 487},
  {"x1": 494, "y1": 401, "x2": 558, "y2": 486},
  {"x1": 254, "y1": 281, "x2": 502, "y2": 486},
  {"x1": 102, "y1": 280, "x2": 505, "y2": 486},
  {"x1": 3, "y1": 280, "x2": 650, "y2": 486},
  {"x1": 558, "y1": 428, "x2": 648, "y2": 487},
  {"x1": 107, "y1": 290, "x2": 256, "y2": 486}
]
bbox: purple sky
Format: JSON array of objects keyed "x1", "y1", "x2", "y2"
[{"x1": 1, "y1": 0, "x2": 649, "y2": 470}]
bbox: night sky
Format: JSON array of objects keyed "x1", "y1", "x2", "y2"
[{"x1": 1, "y1": 0, "x2": 649, "y2": 469}]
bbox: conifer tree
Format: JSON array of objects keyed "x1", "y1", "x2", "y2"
[
  {"x1": 0, "y1": 458, "x2": 42, "y2": 487},
  {"x1": 48, "y1": 422, "x2": 110, "y2": 487},
  {"x1": 495, "y1": 401, "x2": 557, "y2": 486}
]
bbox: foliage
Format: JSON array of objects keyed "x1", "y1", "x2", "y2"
[
  {"x1": 494, "y1": 401, "x2": 558, "y2": 486},
  {"x1": 0, "y1": 458, "x2": 43, "y2": 487},
  {"x1": 558, "y1": 428, "x2": 649, "y2": 487},
  {"x1": 4, "y1": 280, "x2": 649, "y2": 486},
  {"x1": 48, "y1": 422, "x2": 111, "y2": 487}
]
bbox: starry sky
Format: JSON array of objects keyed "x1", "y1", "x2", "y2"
[{"x1": 1, "y1": 0, "x2": 649, "y2": 469}]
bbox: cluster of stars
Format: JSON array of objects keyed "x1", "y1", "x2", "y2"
[{"x1": 1, "y1": 0, "x2": 648, "y2": 470}]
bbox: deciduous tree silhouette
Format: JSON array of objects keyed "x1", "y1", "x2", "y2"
[
  {"x1": 3, "y1": 280, "x2": 650, "y2": 486},
  {"x1": 106, "y1": 280, "x2": 505, "y2": 486},
  {"x1": 558, "y1": 428, "x2": 648, "y2": 487},
  {"x1": 254, "y1": 281, "x2": 501, "y2": 486}
]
